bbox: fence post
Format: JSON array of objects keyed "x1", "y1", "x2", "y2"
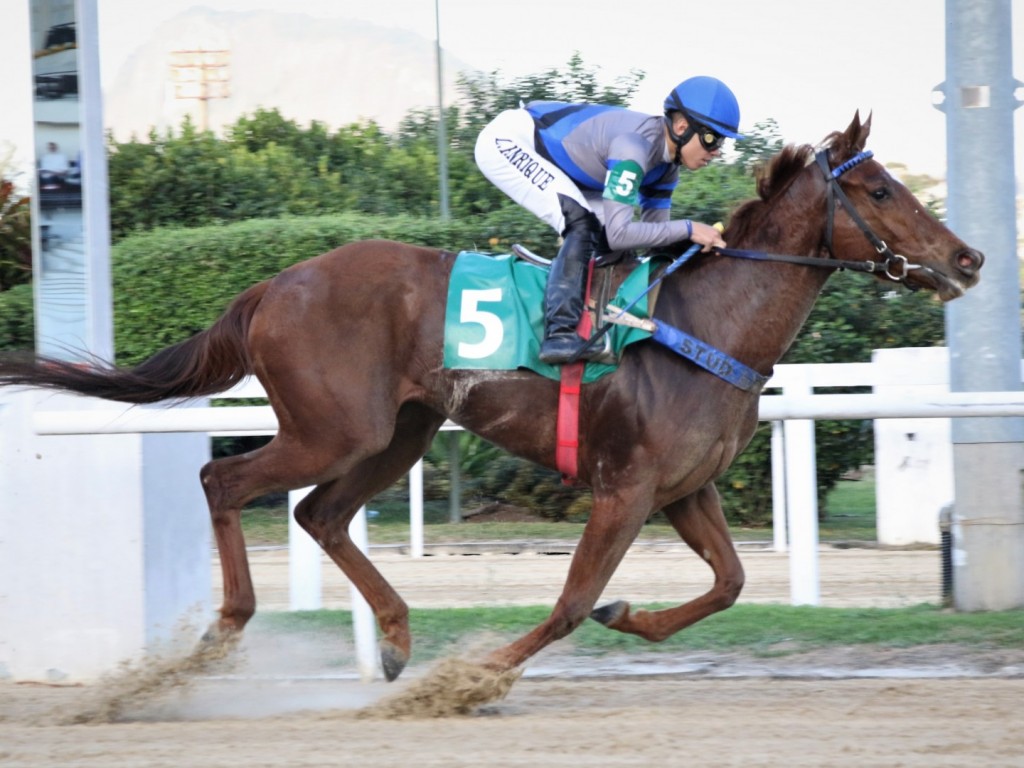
[
  {"x1": 770, "y1": 420, "x2": 788, "y2": 553},
  {"x1": 348, "y1": 507, "x2": 379, "y2": 682},
  {"x1": 288, "y1": 487, "x2": 321, "y2": 610},
  {"x1": 410, "y1": 460, "x2": 424, "y2": 558},
  {"x1": 782, "y1": 369, "x2": 820, "y2": 605}
]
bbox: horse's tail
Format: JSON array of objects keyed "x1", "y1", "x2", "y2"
[{"x1": 0, "y1": 281, "x2": 269, "y2": 404}]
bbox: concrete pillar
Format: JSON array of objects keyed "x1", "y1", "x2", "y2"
[{"x1": 0, "y1": 391, "x2": 211, "y2": 681}]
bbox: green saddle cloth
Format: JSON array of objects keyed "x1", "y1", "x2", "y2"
[{"x1": 443, "y1": 251, "x2": 654, "y2": 383}]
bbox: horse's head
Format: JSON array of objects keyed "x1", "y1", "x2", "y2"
[{"x1": 821, "y1": 112, "x2": 983, "y2": 301}]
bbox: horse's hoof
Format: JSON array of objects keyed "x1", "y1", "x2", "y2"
[
  {"x1": 380, "y1": 640, "x2": 409, "y2": 682},
  {"x1": 199, "y1": 623, "x2": 240, "y2": 649},
  {"x1": 590, "y1": 600, "x2": 629, "y2": 627},
  {"x1": 199, "y1": 627, "x2": 224, "y2": 645}
]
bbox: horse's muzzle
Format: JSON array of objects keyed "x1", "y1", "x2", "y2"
[{"x1": 955, "y1": 248, "x2": 984, "y2": 282}]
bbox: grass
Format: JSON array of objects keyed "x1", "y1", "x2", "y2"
[
  {"x1": 241, "y1": 472, "x2": 880, "y2": 547},
  {"x1": 252, "y1": 602, "x2": 1024, "y2": 663},
  {"x1": 818, "y1": 471, "x2": 878, "y2": 541}
]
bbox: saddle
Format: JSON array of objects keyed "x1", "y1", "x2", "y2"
[
  {"x1": 442, "y1": 249, "x2": 656, "y2": 384},
  {"x1": 510, "y1": 243, "x2": 658, "y2": 365}
]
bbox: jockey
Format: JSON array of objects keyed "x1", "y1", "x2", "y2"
[{"x1": 474, "y1": 76, "x2": 745, "y2": 365}]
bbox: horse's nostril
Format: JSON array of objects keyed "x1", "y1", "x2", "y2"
[{"x1": 957, "y1": 249, "x2": 984, "y2": 274}]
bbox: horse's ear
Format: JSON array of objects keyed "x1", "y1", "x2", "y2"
[{"x1": 844, "y1": 110, "x2": 873, "y2": 151}]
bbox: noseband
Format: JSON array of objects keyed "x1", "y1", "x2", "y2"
[{"x1": 715, "y1": 149, "x2": 922, "y2": 288}]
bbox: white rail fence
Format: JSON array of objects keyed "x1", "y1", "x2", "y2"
[
  {"x1": 22, "y1": 352, "x2": 1024, "y2": 681},
  {"x1": 29, "y1": 358, "x2": 1024, "y2": 601}
]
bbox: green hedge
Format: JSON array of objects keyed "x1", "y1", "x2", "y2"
[
  {"x1": 108, "y1": 210, "x2": 553, "y2": 363},
  {"x1": 0, "y1": 208, "x2": 556, "y2": 360}
]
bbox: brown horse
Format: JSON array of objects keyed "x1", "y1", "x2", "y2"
[{"x1": 0, "y1": 114, "x2": 982, "y2": 682}]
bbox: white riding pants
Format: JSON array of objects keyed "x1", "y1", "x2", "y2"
[{"x1": 474, "y1": 108, "x2": 593, "y2": 235}]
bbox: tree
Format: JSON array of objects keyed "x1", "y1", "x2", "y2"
[
  {"x1": 226, "y1": 107, "x2": 313, "y2": 156},
  {"x1": 450, "y1": 52, "x2": 644, "y2": 153},
  {"x1": 734, "y1": 118, "x2": 784, "y2": 171}
]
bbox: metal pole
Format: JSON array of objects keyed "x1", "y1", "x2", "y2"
[
  {"x1": 434, "y1": 0, "x2": 450, "y2": 220},
  {"x1": 936, "y1": 0, "x2": 1024, "y2": 611}
]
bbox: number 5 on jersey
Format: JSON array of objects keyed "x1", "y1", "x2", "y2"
[{"x1": 603, "y1": 160, "x2": 643, "y2": 205}]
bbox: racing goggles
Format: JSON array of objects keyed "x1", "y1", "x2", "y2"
[
  {"x1": 678, "y1": 109, "x2": 726, "y2": 151},
  {"x1": 693, "y1": 123, "x2": 726, "y2": 152}
]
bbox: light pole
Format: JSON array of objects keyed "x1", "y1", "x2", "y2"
[
  {"x1": 937, "y1": 0, "x2": 1024, "y2": 611},
  {"x1": 169, "y1": 48, "x2": 230, "y2": 133},
  {"x1": 435, "y1": 0, "x2": 450, "y2": 220}
]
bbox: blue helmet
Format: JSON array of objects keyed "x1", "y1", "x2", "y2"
[{"x1": 663, "y1": 76, "x2": 745, "y2": 139}]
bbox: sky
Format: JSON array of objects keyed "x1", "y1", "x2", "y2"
[{"x1": 2, "y1": 0, "x2": 1023, "y2": 186}]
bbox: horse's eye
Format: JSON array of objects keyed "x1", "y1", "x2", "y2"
[{"x1": 870, "y1": 187, "x2": 893, "y2": 201}]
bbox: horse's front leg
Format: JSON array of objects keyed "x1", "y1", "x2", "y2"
[
  {"x1": 484, "y1": 489, "x2": 651, "y2": 672},
  {"x1": 591, "y1": 483, "x2": 745, "y2": 641}
]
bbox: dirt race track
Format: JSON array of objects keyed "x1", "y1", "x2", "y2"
[{"x1": 3, "y1": 543, "x2": 1023, "y2": 767}]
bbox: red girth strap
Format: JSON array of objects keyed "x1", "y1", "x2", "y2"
[{"x1": 555, "y1": 259, "x2": 595, "y2": 484}]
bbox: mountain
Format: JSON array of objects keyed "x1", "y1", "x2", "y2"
[{"x1": 103, "y1": 8, "x2": 472, "y2": 139}]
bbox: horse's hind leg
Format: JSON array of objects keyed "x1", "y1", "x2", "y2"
[
  {"x1": 200, "y1": 437, "x2": 328, "y2": 639},
  {"x1": 591, "y1": 483, "x2": 745, "y2": 641},
  {"x1": 293, "y1": 403, "x2": 445, "y2": 681},
  {"x1": 200, "y1": 410, "x2": 414, "y2": 639}
]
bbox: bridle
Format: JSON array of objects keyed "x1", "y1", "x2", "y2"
[
  {"x1": 571, "y1": 149, "x2": 929, "y2": 364},
  {"x1": 815, "y1": 149, "x2": 919, "y2": 284},
  {"x1": 715, "y1": 149, "x2": 923, "y2": 288}
]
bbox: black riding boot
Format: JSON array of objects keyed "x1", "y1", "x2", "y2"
[{"x1": 538, "y1": 196, "x2": 603, "y2": 365}]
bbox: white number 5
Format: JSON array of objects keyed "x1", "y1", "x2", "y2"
[
  {"x1": 458, "y1": 288, "x2": 504, "y2": 358},
  {"x1": 613, "y1": 170, "x2": 637, "y2": 197}
]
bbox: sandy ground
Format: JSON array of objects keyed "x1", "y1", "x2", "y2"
[{"x1": 3, "y1": 543, "x2": 1023, "y2": 767}]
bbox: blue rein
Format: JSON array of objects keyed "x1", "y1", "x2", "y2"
[{"x1": 584, "y1": 242, "x2": 768, "y2": 393}]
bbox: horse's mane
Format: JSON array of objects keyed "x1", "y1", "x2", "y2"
[
  {"x1": 728, "y1": 130, "x2": 853, "y2": 245},
  {"x1": 728, "y1": 143, "x2": 814, "y2": 244}
]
